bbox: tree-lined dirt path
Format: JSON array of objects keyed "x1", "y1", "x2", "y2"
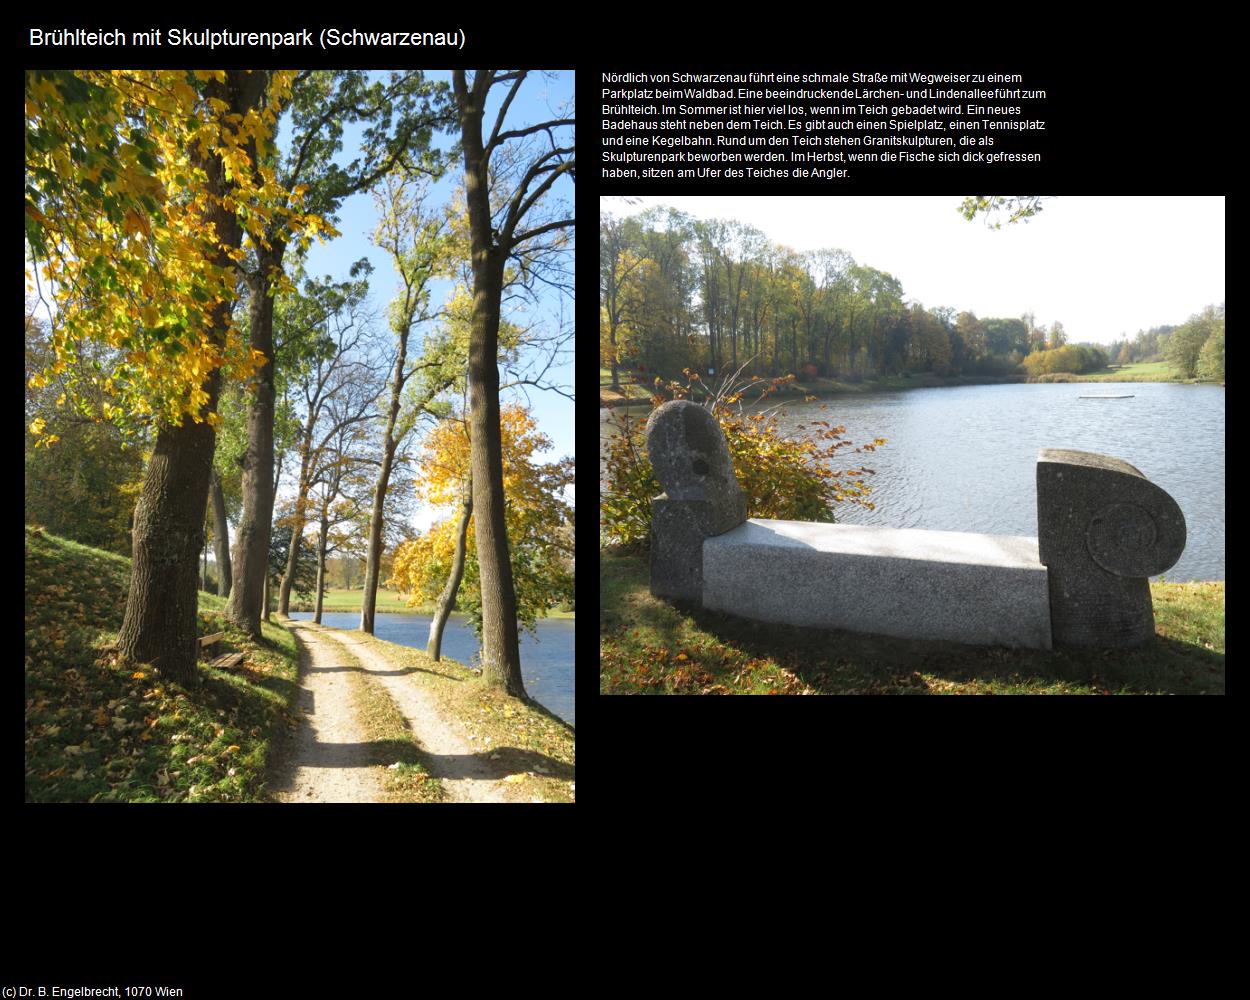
[
  {"x1": 310, "y1": 625, "x2": 509, "y2": 803},
  {"x1": 270, "y1": 619, "x2": 514, "y2": 803},
  {"x1": 267, "y1": 619, "x2": 383, "y2": 803}
]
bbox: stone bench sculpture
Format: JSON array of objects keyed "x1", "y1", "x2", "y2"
[{"x1": 646, "y1": 400, "x2": 1186, "y2": 649}]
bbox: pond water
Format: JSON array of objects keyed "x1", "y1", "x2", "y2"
[
  {"x1": 601, "y1": 382, "x2": 1225, "y2": 581},
  {"x1": 289, "y1": 612, "x2": 575, "y2": 725}
]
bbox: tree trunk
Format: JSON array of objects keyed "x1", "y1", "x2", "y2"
[
  {"x1": 360, "y1": 440, "x2": 396, "y2": 635},
  {"x1": 360, "y1": 329, "x2": 407, "y2": 635},
  {"x1": 117, "y1": 396, "x2": 222, "y2": 685},
  {"x1": 278, "y1": 510, "x2": 301, "y2": 617},
  {"x1": 117, "y1": 70, "x2": 264, "y2": 684},
  {"x1": 202, "y1": 531, "x2": 209, "y2": 591},
  {"x1": 226, "y1": 248, "x2": 281, "y2": 637},
  {"x1": 314, "y1": 513, "x2": 329, "y2": 625},
  {"x1": 458, "y1": 80, "x2": 526, "y2": 698},
  {"x1": 210, "y1": 468, "x2": 231, "y2": 597},
  {"x1": 279, "y1": 430, "x2": 315, "y2": 616},
  {"x1": 427, "y1": 474, "x2": 472, "y2": 661},
  {"x1": 263, "y1": 571, "x2": 271, "y2": 623}
]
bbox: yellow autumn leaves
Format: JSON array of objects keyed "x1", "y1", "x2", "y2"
[
  {"x1": 389, "y1": 404, "x2": 574, "y2": 626},
  {"x1": 25, "y1": 70, "x2": 333, "y2": 443}
]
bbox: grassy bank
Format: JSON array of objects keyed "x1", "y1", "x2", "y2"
[
  {"x1": 600, "y1": 366, "x2": 654, "y2": 408},
  {"x1": 600, "y1": 361, "x2": 1221, "y2": 407},
  {"x1": 1030, "y1": 361, "x2": 1217, "y2": 384},
  {"x1": 601, "y1": 548, "x2": 1224, "y2": 695},
  {"x1": 25, "y1": 527, "x2": 301, "y2": 801},
  {"x1": 287, "y1": 586, "x2": 574, "y2": 619},
  {"x1": 601, "y1": 370, "x2": 1026, "y2": 409},
  {"x1": 329, "y1": 629, "x2": 575, "y2": 802},
  {"x1": 287, "y1": 587, "x2": 423, "y2": 614},
  {"x1": 784, "y1": 372, "x2": 1025, "y2": 396}
]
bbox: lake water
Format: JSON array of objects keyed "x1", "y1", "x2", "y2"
[
  {"x1": 601, "y1": 382, "x2": 1225, "y2": 581},
  {"x1": 289, "y1": 612, "x2": 575, "y2": 725}
]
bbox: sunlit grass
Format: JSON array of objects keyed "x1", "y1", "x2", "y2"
[{"x1": 25, "y1": 527, "x2": 301, "y2": 801}]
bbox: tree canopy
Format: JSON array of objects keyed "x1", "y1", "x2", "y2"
[
  {"x1": 390, "y1": 404, "x2": 573, "y2": 636},
  {"x1": 25, "y1": 70, "x2": 329, "y2": 438}
]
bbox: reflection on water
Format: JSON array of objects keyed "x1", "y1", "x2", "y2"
[
  {"x1": 601, "y1": 383, "x2": 1224, "y2": 581},
  {"x1": 290, "y1": 612, "x2": 575, "y2": 725}
]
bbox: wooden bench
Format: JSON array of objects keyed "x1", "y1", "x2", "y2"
[{"x1": 198, "y1": 632, "x2": 244, "y2": 670}]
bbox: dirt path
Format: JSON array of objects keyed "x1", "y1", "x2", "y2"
[
  {"x1": 267, "y1": 620, "x2": 384, "y2": 803},
  {"x1": 311, "y1": 626, "x2": 509, "y2": 804}
]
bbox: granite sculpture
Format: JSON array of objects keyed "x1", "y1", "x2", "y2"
[
  {"x1": 644, "y1": 399, "x2": 1188, "y2": 649},
  {"x1": 1036, "y1": 448, "x2": 1186, "y2": 646},
  {"x1": 646, "y1": 400, "x2": 746, "y2": 602}
]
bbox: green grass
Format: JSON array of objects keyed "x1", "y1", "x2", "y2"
[
  {"x1": 287, "y1": 587, "x2": 420, "y2": 614},
  {"x1": 333, "y1": 629, "x2": 575, "y2": 802},
  {"x1": 25, "y1": 526, "x2": 301, "y2": 801},
  {"x1": 1031, "y1": 361, "x2": 1221, "y2": 384},
  {"x1": 1031, "y1": 361, "x2": 1176, "y2": 383},
  {"x1": 601, "y1": 548, "x2": 1224, "y2": 695},
  {"x1": 600, "y1": 366, "x2": 654, "y2": 406},
  {"x1": 1085, "y1": 361, "x2": 1175, "y2": 381}
]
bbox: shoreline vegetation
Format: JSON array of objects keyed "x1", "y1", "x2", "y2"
[
  {"x1": 600, "y1": 361, "x2": 1220, "y2": 409},
  {"x1": 284, "y1": 587, "x2": 573, "y2": 618},
  {"x1": 600, "y1": 548, "x2": 1225, "y2": 696}
]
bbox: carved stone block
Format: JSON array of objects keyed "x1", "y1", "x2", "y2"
[
  {"x1": 645, "y1": 401, "x2": 746, "y2": 602},
  {"x1": 1036, "y1": 449, "x2": 1186, "y2": 646}
]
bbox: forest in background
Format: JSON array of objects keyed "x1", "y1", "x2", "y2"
[{"x1": 601, "y1": 206, "x2": 1225, "y2": 387}]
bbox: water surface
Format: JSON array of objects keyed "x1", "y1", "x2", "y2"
[{"x1": 602, "y1": 383, "x2": 1224, "y2": 581}]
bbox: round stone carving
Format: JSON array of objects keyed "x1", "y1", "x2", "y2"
[
  {"x1": 1086, "y1": 502, "x2": 1159, "y2": 577},
  {"x1": 646, "y1": 400, "x2": 739, "y2": 500}
]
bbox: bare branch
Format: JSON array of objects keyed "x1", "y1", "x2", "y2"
[
  {"x1": 510, "y1": 217, "x2": 575, "y2": 247},
  {"x1": 492, "y1": 117, "x2": 575, "y2": 147},
  {"x1": 485, "y1": 73, "x2": 528, "y2": 155}
]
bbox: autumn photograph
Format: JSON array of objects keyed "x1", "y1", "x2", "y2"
[{"x1": 25, "y1": 69, "x2": 575, "y2": 802}]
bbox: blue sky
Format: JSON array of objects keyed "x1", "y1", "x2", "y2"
[
  {"x1": 604, "y1": 195, "x2": 1224, "y2": 345},
  {"x1": 280, "y1": 70, "x2": 575, "y2": 533}
]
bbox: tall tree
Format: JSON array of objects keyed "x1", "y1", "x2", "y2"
[
  {"x1": 1168, "y1": 304, "x2": 1223, "y2": 379},
  {"x1": 309, "y1": 409, "x2": 376, "y2": 624},
  {"x1": 600, "y1": 214, "x2": 646, "y2": 389},
  {"x1": 209, "y1": 469, "x2": 232, "y2": 596},
  {"x1": 361, "y1": 173, "x2": 458, "y2": 634},
  {"x1": 227, "y1": 70, "x2": 451, "y2": 637},
  {"x1": 26, "y1": 70, "x2": 313, "y2": 682},
  {"x1": 275, "y1": 264, "x2": 381, "y2": 615},
  {"x1": 390, "y1": 404, "x2": 574, "y2": 654},
  {"x1": 452, "y1": 70, "x2": 574, "y2": 698}
]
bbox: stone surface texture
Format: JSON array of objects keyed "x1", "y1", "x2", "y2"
[
  {"x1": 1036, "y1": 448, "x2": 1186, "y2": 646},
  {"x1": 702, "y1": 518, "x2": 1053, "y2": 649},
  {"x1": 646, "y1": 401, "x2": 746, "y2": 601}
]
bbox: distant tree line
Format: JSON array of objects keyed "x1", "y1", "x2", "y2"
[
  {"x1": 1103, "y1": 304, "x2": 1224, "y2": 381},
  {"x1": 1106, "y1": 324, "x2": 1176, "y2": 366},
  {"x1": 602, "y1": 208, "x2": 1067, "y2": 385},
  {"x1": 603, "y1": 208, "x2": 1225, "y2": 388}
]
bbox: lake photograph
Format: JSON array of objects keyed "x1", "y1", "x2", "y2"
[{"x1": 600, "y1": 195, "x2": 1225, "y2": 695}]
